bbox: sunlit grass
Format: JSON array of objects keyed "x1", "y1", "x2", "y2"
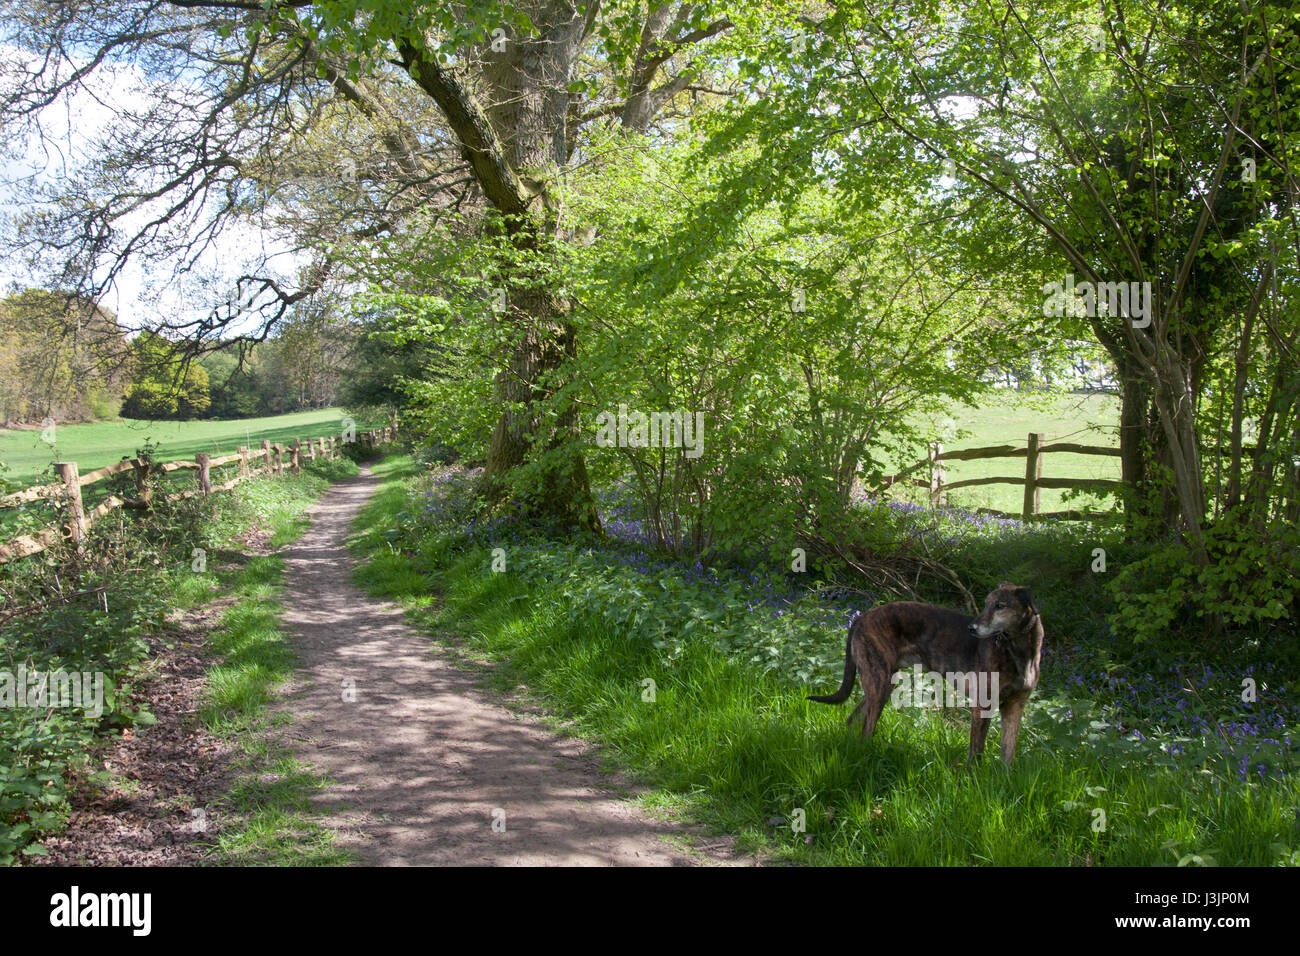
[{"x1": 0, "y1": 407, "x2": 373, "y2": 487}]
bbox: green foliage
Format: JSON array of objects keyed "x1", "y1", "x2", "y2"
[
  {"x1": 1110, "y1": 515, "x2": 1300, "y2": 646},
  {"x1": 121, "y1": 331, "x2": 210, "y2": 420},
  {"x1": 0, "y1": 289, "x2": 129, "y2": 425},
  {"x1": 368, "y1": 123, "x2": 1045, "y2": 556},
  {"x1": 199, "y1": 350, "x2": 264, "y2": 419},
  {"x1": 0, "y1": 456, "x2": 355, "y2": 863},
  {"x1": 334, "y1": 308, "x2": 440, "y2": 420}
]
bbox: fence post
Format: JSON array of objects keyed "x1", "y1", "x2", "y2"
[
  {"x1": 196, "y1": 452, "x2": 212, "y2": 495},
  {"x1": 261, "y1": 439, "x2": 272, "y2": 472},
  {"x1": 237, "y1": 445, "x2": 250, "y2": 478},
  {"x1": 928, "y1": 442, "x2": 945, "y2": 507},
  {"x1": 1023, "y1": 432, "x2": 1044, "y2": 519},
  {"x1": 133, "y1": 457, "x2": 153, "y2": 507},
  {"x1": 54, "y1": 462, "x2": 86, "y2": 548},
  {"x1": 273, "y1": 444, "x2": 284, "y2": 474},
  {"x1": 291, "y1": 438, "x2": 301, "y2": 474},
  {"x1": 306, "y1": 436, "x2": 316, "y2": 461}
]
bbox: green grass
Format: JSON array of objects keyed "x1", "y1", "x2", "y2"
[
  {"x1": 350, "y1": 452, "x2": 1300, "y2": 867},
  {"x1": 0, "y1": 407, "x2": 363, "y2": 488},
  {"x1": 915, "y1": 390, "x2": 1120, "y2": 515}
]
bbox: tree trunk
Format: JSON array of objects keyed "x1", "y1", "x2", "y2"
[
  {"x1": 396, "y1": 4, "x2": 730, "y2": 533},
  {"x1": 482, "y1": 274, "x2": 600, "y2": 531}
]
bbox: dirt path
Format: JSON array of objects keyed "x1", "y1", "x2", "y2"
[{"x1": 273, "y1": 466, "x2": 741, "y2": 866}]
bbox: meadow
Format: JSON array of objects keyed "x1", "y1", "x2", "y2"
[
  {"x1": 0, "y1": 408, "x2": 357, "y2": 488},
  {"x1": 910, "y1": 390, "x2": 1121, "y2": 515}
]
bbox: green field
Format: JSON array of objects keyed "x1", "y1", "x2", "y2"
[
  {"x1": 0, "y1": 408, "x2": 362, "y2": 488},
  {"x1": 912, "y1": 390, "x2": 1120, "y2": 515}
]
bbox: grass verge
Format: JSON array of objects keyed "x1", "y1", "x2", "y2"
[
  {"x1": 1, "y1": 456, "x2": 360, "y2": 864},
  {"x1": 178, "y1": 460, "x2": 359, "y2": 865}
]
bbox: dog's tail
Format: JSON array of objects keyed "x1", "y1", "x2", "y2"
[{"x1": 807, "y1": 621, "x2": 857, "y2": 704}]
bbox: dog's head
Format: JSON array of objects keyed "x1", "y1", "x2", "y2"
[{"x1": 969, "y1": 583, "x2": 1038, "y2": 639}]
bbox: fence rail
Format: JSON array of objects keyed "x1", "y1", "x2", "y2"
[
  {"x1": 0, "y1": 424, "x2": 398, "y2": 563},
  {"x1": 881, "y1": 431, "x2": 1122, "y2": 520}
]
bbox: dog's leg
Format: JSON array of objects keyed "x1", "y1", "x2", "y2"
[
  {"x1": 967, "y1": 707, "x2": 991, "y2": 763},
  {"x1": 852, "y1": 637, "x2": 895, "y2": 739},
  {"x1": 856, "y1": 680, "x2": 889, "y2": 739},
  {"x1": 999, "y1": 692, "x2": 1030, "y2": 765},
  {"x1": 844, "y1": 679, "x2": 888, "y2": 738}
]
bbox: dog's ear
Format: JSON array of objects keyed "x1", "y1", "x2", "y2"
[{"x1": 1015, "y1": 587, "x2": 1036, "y2": 612}]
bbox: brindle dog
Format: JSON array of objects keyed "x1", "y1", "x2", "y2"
[{"x1": 808, "y1": 583, "x2": 1044, "y2": 764}]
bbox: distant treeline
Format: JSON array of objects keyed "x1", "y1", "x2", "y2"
[
  {"x1": 0, "y1": 288, "x2": 399, "y2": 424},
  {"x1": 0, "y1": 289, "x2": 129, "y2": 424}
]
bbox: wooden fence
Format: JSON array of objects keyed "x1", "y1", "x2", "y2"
[
  {"x1": 881, "y1": 431, "x2": 1121, "y2": 520},
  {"x1": 0, "y1": 423, "x2": 398, "y2": 563}
]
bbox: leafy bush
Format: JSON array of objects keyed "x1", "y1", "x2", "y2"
[{"x1": 1108, "y1": 514, "x2": 1299, "y2": 647}]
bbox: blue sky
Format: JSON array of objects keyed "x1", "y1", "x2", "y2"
[{"x1": 0, "y1": 44, "x2": 303, "y2": 336}]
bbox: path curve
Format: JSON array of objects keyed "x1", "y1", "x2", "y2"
[{"x1": 273, "y1": 465, "x2": 737, "y2": 866}]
